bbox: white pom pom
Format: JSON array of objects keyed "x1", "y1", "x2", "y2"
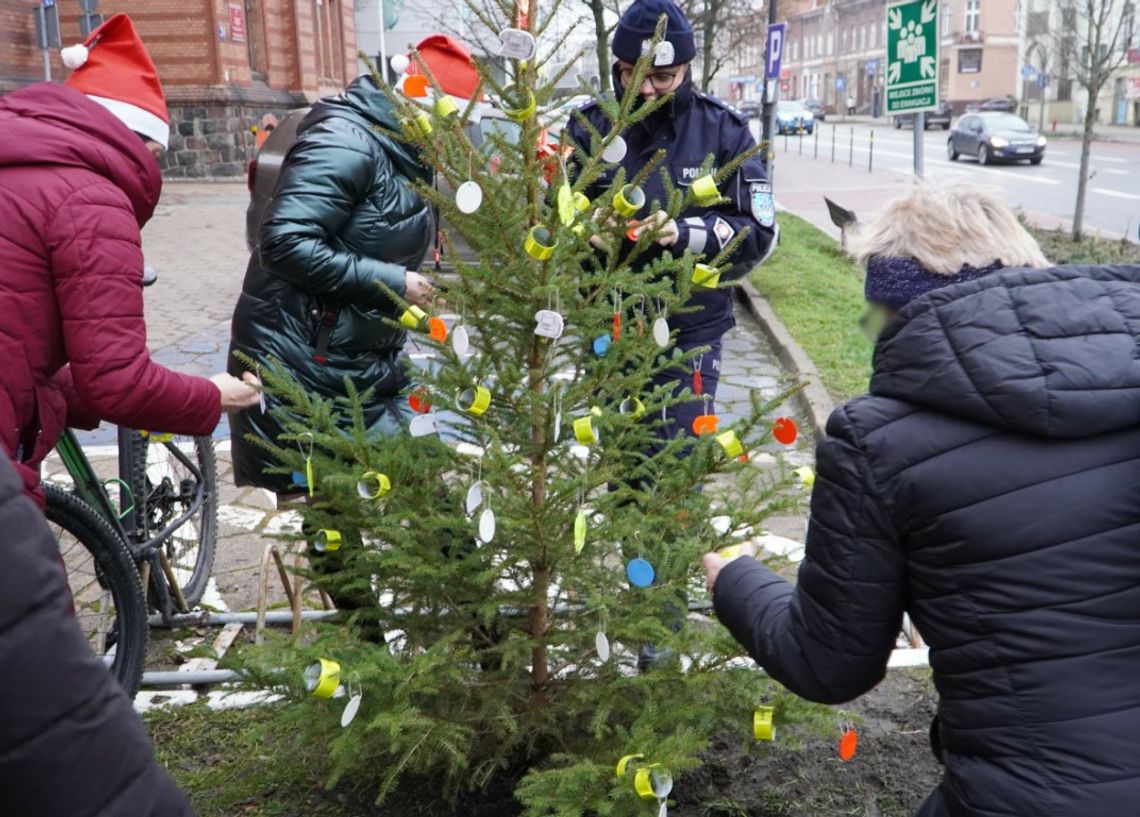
[
  {"x1": 390, "y1": 53, "x2": 410, "y2": 75},
  {"x1": 61, "y1": 44, "x2": 89, "y2": 70}
]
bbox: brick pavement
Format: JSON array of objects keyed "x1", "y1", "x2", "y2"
[{"x1": 52, "y1": 181, "x2": 813, "y2": 622}]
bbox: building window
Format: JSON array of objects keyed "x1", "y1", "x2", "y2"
[
  {"x1": 315, "y1": 0, "x2": 344, "y2": 81},
  {"x1": 825, "y1": 31, "x2": 831, "y2": 54},
  {"x1": 860, "y1": 24, "x2": 867, "y2": 50},
  {"x1": 1059, "y1": 35, "x2": 1074, "y2": 101},
  {"x1": 1124, "y1": 3, "x2": 1135, "y2": 51},
  {"x1": 959, "y1": 48, "x2": 982, "y2": 73},
  {"x1": 964, "y1": 0, "x2": 980, "y2": 34},
  {"x1": 244, "y1": 0, "x2": 268, "y2": 76}
]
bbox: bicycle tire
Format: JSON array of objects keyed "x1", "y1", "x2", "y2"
[
  {"x1": 44, "y1": 484, "x2": 148, "y2": 698},
  {"x1": 120, "y1": 429, "x2": 218, "y2": 608}
]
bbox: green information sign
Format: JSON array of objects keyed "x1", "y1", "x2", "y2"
[{"x1": 885, "y1": 0, "x2": 939, "y2": 115}]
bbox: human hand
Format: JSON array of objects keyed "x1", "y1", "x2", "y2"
[
  {"x1": 586, "y1": 207, "x2": 620, "y2": 250},
  {"x1": 633, "y1": 211, "x2": 679, "y2": 247},
  {"x1": 702, "y1": 541, "x2": 757, "y2": 593},
  {"x1": 211, "y1": 372, "x2": 261, "y2": 412},
  {"x1": 405, "y1": 271, "x2": 437, "y2": 308}
]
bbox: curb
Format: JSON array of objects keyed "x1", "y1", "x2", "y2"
[{"x1": 736, "y1": 282, "x2": 835, "y2": 440}]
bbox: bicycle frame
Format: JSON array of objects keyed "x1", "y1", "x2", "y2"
[{"x1": 54, "y1": 428, "x2": 209, "y2": 624}]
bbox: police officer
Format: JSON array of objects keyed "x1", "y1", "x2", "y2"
[{"x1": 568, "y1": 0, "x2": 778, "y2": 447}]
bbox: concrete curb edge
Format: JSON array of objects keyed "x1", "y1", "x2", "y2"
[{"x1": 736, "y1": 281, "x2": 835, "y2": 440}]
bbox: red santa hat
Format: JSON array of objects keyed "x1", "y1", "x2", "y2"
[
  {"x1": 62, "y1": 14, "x2": 170, "y2": 149},
  {"x1": 401, "y1": 35, "x2": 483, "y2": 101}
]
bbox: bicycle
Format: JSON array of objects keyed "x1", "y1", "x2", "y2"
[{"x1": 44, "y1": 426, "x2": 218, "y2": 697}]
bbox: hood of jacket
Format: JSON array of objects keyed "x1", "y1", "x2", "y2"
[
  {"x1": 0, "y1": 83, "x2": 161, "y2": 226},
  {"x1": 299, "y1": 74, "x2": 431, "y2": 186},
  {"x1": 872, "y1": 264, "x2": 1140, "y2": 439}
]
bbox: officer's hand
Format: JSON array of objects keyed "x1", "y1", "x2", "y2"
[{"x1": 633, "y1": 211, "x2": 679, "y2": 247}]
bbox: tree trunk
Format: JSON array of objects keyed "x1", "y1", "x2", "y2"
[
  {"x1": 1072, "y1": 95, "x2": 1096, "y2": 241},
  {"x1": 701, "y1": 1, "x2": 718, "y2": 92},
  {"x1": 591, "y1": 0, "x2": 611, "y2": 94}
]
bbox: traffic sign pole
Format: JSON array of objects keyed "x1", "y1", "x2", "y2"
[
  {"x1": 914, "y1": 111, "x2": 924, "y2": 178},
  {"x1": 885, "y1": 0, "x2": 938, "y2": 178},
  {"x1": 761, "y1": 18, "x2": 786, "y2": 178}
]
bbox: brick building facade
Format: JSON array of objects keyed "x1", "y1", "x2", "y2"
[{"x1": 1, "y1": 0, "x2": 359, "y2": 176}]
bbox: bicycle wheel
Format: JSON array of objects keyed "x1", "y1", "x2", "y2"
[
  {"x1": 44, "y1": 484, "x2": 148, "y2": 698},
  {"x1": 120, "y1": 429, "x2": 218, "y2": 607}
]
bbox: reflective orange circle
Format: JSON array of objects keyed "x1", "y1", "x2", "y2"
[
  {"x1": 409, "y1": 388, "x2": 432, "y2": 414},
  {"x1": 692, "y1": 414, "x2": 720, "y2": 436},
  {"x1": 773, "y1": 417, "x2": 798, "y2": 445},
  {"x1": 428, "y1": 316, "x2": 448, "y2": 343}
]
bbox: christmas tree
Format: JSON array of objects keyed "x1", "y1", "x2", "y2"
[{"x1": 237, "y1": 6, "x2": 821, "y2": 814}]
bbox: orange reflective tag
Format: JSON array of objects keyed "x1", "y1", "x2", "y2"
[
  {"x1": 409, "y1": 388, "x2": 432, "y2": 414},
  {"x1": 428, "y1": 316, "x2": 448, "y2": 343},
  {"x1": 773, "y1": 417, "x2": 798, "y2": 445},
  {"x1": 838, "y1": 728, "x2": 858, "y2": 761},
  {"x1": 692, "y1": 414, "x2": 720, "y2": 436}
]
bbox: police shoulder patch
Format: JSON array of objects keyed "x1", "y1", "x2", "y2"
[{"x1": 750, "y1": 182, "x2": 776, "y2": 228}]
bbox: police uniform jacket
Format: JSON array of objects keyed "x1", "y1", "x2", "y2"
[{"x1": 567, "y1": 76, "x2": 777, "y2": 345}]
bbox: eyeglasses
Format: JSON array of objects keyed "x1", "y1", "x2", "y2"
[{"x1": 618, "y1": 65, "x2": 683, "y2": 92}]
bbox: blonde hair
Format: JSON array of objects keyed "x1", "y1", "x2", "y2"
[{"x1": 846, "y1": 179, "x2": 1049, "y2": 275}]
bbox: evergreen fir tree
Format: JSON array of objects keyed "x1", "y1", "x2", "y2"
[{"x1": 236, "y1": 3, "x2": 827, "y2": 813}]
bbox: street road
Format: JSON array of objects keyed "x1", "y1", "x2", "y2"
[{"x1": 754, "y1": 119, "x2": 1140, "y2": 242}]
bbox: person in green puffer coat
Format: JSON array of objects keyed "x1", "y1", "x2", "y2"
[{"x1": 228, "y1": 72, "x2": 438, "y2": 493}]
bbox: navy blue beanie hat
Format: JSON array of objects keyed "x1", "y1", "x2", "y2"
[{"x1": 612, "y1": 0, "x2": 696, "y2": 68}]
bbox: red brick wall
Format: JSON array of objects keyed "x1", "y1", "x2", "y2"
[
  {"x1": 2, "y1": 0, "x2": 358, "y2": 176},
  {"x1": 1, "y1": 0, "x2": 357, "y2": 98}
]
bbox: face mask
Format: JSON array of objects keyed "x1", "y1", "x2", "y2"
[{"x1": 859, "y1": 304, "x2": 893, "y2": 341}]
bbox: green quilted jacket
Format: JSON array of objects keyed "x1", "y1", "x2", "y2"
[{"x1": 228, "y1": 74, "x2": 433, "y2": 491}]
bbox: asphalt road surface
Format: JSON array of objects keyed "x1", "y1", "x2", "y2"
[{"x1": 755, "y1": 118, "x2": 1140, "y2": 242}]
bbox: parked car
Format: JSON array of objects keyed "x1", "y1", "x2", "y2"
[
  {"x1": 964, "y1": 95, "x2": 1018, "y2": 113},
  {"x1": 800, "y1": 98, "x2": 826, "y2": 121},
  {"x1": 893, "y1": 99, "x2": 952, "y2": 130},
  {"x1": 947, "y1": 111, "x2": 1046, "y2": 165},
  {"x1": 735, "y1": 99, "x2": 761, "y2": 118},
  {"x1": 774, "y1": 100, "x2": 815, "y2": 134},
  {"x1": 246, "y1": 105, "x2": 522, "y2": 267}
]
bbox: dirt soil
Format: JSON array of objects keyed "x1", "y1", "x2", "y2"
[
  {"x1": 152, "y1": 668, "x2": 940, "y2": 817},
  {"x1": 674, "y1": 669, "x2": 941, "y2": 817}
]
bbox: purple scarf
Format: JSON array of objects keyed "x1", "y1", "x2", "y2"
[{"x1": 864, "y1": 256, "x2": 1004, "y2": 308}]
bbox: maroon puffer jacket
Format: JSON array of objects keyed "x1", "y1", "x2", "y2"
[{"x1": 0, "y1": 83, "x2": 220, "y2": 503}]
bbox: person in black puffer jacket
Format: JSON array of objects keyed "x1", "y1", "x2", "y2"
[
  {"x1": 228, "y1": 72, "x2": 438, "y2": 493},
  {"x1": 0, "y1": 452, "x2": 193, "y2": 817},
  {"x1": 704, "y1": 180, "x2": 1140, "y2": 817}
]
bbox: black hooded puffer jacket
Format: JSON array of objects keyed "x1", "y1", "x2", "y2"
[
  {"x1": 228, "y1": 74, "x2": 433, "y2": 491},
  {"x1": 714, "y1": 264, "x2": 1140, "y2": 816}
]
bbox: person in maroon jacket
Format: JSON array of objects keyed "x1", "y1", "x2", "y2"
[{"x1": 0, "y1": 14, "x2": 259, "y2": 506}]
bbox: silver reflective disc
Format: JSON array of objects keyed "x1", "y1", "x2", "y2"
[
  {"x1": 340, "y1": 693, "x2": 362, "y2": 727},
  {"x1": 595, "y1": 631, "x2": 610, "y2": 662},
  {"x1": 478, "y1": 507, "x2": 496, "y2": 543}
]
